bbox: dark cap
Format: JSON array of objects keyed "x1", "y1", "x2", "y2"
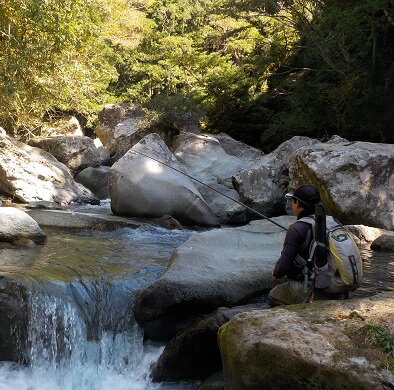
[{"x1": 285, "y1": 184, "x2": 320, "y2": 206}]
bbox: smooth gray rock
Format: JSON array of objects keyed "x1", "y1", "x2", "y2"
[
  {"x1": 198, "y1": 183, "x2": 246, "y2": 224},
  {"x1": 134, "y1": 216, "x2": 293, "y2": 340},
  {"x1": 0, "y1": 133, "x2": 95, "y2": 204},
  {"x1": 151, "y1": 304, "x2": 264, "y2": 382},
  {"x1": 371, "y1": 234, "x2": 394, "y2": 251},
  {"x1": 289, "y1": 141, "x2": 394, "y2": 230},
  {"x1": 75, "y1": 166, "x2": 110, "y2": 200},
  {"x1": 109, "y1": 133, "x2": 219, "y2": 227},
  {"x1": 173, "y1": 133, "x2": 263, "y2": 223},
  {"x1": 173, "y1": 133, "x2": 252, "y2": 188},
  {"x1": 214, "y1": 133, "x2": 264, "y2": 163},
  {"x1": 233, "y1": 136, "x2": 319, "y2": 218},
  {"x1": 0, "y1": 207, "x2": 46, "y2": 244},
  {"x1": 28, "y1": 135, "x2": 101, "y2": 172},
  {"x1": 218, "y1": 293, "x2": 394, "y2": 390}
]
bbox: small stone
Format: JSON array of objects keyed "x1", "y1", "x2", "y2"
[{"x1": 371, "y1": 234, "x2": 394, "y2": 251}]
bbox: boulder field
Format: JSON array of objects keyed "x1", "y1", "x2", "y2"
[
  {"x1": 218, "y1": 293, "x2": 394, "y2": 389},
  {"x1": 133, "y1": 216, "x2": 293, "y2": 340}
]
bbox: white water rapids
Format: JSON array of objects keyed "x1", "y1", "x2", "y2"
[{"x1": 0, "y1": 224, "x2": 199, "y2": 390}]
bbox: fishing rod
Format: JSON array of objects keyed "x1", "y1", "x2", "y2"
[{"x1": 129, "y1": 149, "x2": 288, "y2": 232}]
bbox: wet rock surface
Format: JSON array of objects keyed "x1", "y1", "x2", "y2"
[
  {"x1": 289, "y1": 141, "x2": 394, "y2": 230},
  {"x1": 0, "y1": 207, "x2": 46, "y2": 244},
  {"x1": 134, "y1": 216, "x2": 293, "y2": 340},
  {"x1": 109, "y1": 133, "x2": 219, "y2": 227},
  {"x1": 218, "y1": 293, "x2": 394, "y2": 390},
  {"x1": 0, "y1": 277, "x2": 27, "y2": 361},
  {"x1": 0, "y1": 133, "x2": 95, "y2": 204}
]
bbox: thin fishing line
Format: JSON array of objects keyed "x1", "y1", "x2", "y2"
[{"x1": 129, "y1": 150, "x2": 288, "y2": 231}]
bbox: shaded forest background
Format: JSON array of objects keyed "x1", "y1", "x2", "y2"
[{"x1": 1, "y1": 0, "x2": 393, "y2": 151}]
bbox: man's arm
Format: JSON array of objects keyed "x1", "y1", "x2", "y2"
[{"x1": 273, "y1": 223, "x2": 306, "y2": 279}]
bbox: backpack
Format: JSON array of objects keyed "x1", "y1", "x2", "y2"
[{"x1": 297, "y1": 211, "x2": 363, "y2": 291}]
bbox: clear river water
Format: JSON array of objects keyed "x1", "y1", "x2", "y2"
[{"x1": 0, "y1": 205, "x2": 393, "y2": 390}]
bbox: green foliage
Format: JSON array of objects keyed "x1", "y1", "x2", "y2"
[
  {"x1": 1, "y1": 0, "x2": 393, "y2": 147},
  {"x1": 365, "y1": 324, "x2": 394, "y2": 357},
  {"x1": 0, "y1": 0, "x2": 138, "y2": 135}
]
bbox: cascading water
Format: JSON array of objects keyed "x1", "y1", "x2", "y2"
[{"x1": 0, "y1": 223, "x2": 199, "y2": 390}]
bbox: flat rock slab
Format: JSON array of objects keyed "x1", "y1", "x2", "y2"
[
  {"x1": 26, "y1": 209, "x2": 146, "y2": 231},
  {"x1": 219, "y1": 293, "x2": 394, "y2": 390},
  {"x1": 134, "y1": 216, "x2": 293, "y2": 339}
]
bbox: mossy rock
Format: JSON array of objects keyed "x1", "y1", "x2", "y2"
[{"x1": 218, "y1": 293, "x2": 394, "y2": 389}]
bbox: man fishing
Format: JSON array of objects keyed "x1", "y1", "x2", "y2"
[{"x1": 269, "y1": 184, "x2": 363, "y2": 306}]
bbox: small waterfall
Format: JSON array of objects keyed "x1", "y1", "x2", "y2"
[
  {"x1": 0, "y1": 225, "x2": 200, "y2": 389},
  {"x1": 0, "y1": 282, "x2": 165, "y2": 390}
]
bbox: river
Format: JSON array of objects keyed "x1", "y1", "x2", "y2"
[{"x1": 0, "y1": 207, "x2": 392, "y2": 390}]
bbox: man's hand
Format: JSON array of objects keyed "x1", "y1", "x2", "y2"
[{"x1": 272, "y1": 273, "x2": 277, "y2": 282}]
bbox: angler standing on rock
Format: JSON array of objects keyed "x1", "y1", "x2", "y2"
[{"x1": 270, "y1": 184, "x2": 363, "y2": 306}]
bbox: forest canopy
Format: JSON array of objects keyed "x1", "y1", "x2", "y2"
[{"x1": 0, "y1": 0, "x2": 393, "y2": 149}]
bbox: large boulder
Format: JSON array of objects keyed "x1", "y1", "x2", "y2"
[
  {"x1": 233, "y1": 136, "x2": 319, "y2": 218},
  {"x1": 95, "y1": 104, "x2": 162, "y2": 162},
  {"x1": 109, "y1": 133, "x2": 219, "y2": 227},
  {"x1": 133, "y1": 216, "x2": 293, "y2": 340},
  {"x1": 218, "y1": 293, "x2": 394, "y2": 389},
  {"x1": 75, "y1": 166, "x2": 110, "y2": 200},
  {"x1": 0, "y1": 133, "x2": 95, "y2": 204},
  {"x1": 173, "y1": 133, "x2": 264, "y2": 223},
  {"x1": 151, "y1": 303, "x2": 263, "y2": 382},
  {"x1": 28, "y1": 135, "x2": 101, "y2": 172},
  {"x1": 289, "y1": 141, "x2": 394, "y2": 230},
  {"x1": 173, "y1": 133, "x2": 258, "y2": 188},
  {"x1": 0, "y1": 207, "x2": 46, "y2": 244}
]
